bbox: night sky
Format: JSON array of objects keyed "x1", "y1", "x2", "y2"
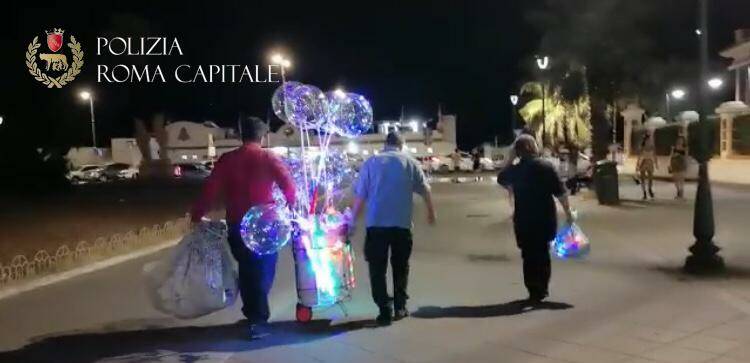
[{"x1": 1, "y1": 0, "x2": 748, "y2": 153}]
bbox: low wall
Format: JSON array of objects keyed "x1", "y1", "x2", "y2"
[{"x1": 0, "y1": 216, "x2": 188, "y2": 290}]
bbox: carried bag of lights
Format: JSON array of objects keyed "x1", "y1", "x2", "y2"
[
  {"x1": 143, "y1": 220, "x2": 238, "y2": 319},
  {"x1": 238, "y1": 82, "x2": 370, "y2": 321},
  {"x1": 550, "y1": 222, "x2": 590, "y2": 259}
]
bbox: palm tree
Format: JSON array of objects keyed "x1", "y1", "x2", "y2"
[{"x1": 518, "y1": 77, "x2": 592, "y2": 150}]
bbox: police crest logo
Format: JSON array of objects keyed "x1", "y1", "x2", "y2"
[{"x1": 25, "y1": 28, "x2": 84, "y2": 88}]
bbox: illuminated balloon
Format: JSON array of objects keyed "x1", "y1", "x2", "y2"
[
  {"x1": 271, "y1": 81, "x2": 302, "y2": 122},
  {"x1": 325, "y1": 92, "x2": 373, "y2": 138},
  {"x1": 285, "y1": 83, "x2": 327, "y2": 128},
  {"x1": 240, "y1": 204, "x2": 293, "y2": 255}
]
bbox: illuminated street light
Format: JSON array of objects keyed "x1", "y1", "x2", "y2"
[
  {"x1": 509, "y1": 95, "x2": 519, "y2": 105},
  {"x1": 671, "y1": 89, "x2": 686, "y2": 99},
  {"x1": 334, "y1": 88, "x2": 346, "y2": 98},
  {"x1": 708, "y1": 77, "x2": 723, "y2": 90},
  {"x1": 269, "y1": 52, "x2": 292, "y2": 83},
  {"x1": 0, "y1": 116, "x2": 4, "y2": 126},
  {"x1": 536, "y1": 55, "x2": 549, "y2": 70},
  {"x1": 536, "y1": 56, "x2": 550, "y2": 146},
  {"x1": 695, "y1": 29, "x2": 702, "y2": 36},
  {"x1": 78, "y1": 90, "x2": 97, "y2": 148}
]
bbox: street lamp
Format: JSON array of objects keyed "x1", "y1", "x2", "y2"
[
  {"x1": 536, "y1": 56, "x2": 549, "y2": 147},
  {"x1": 0, "y1": 115, "x2": 4, "y2": 126},
  {"x1": 509, "y1": 94, "x2": 519, "y2": 132},
  {"x1": 685, "y1": 0, "x2": 724, "y2": 274},
  {"x1": 665, "y1": 88, "x2": 686, "y2": 121},
  {"x1": 708, "y1": 77, "x2": 723, "y2": 90},
  {"x1": 269, "y1": 52, "x2": 292, "y2": 83},
  {"x1": 79, "y1": 90, "x2": 97, "y2": 148}
]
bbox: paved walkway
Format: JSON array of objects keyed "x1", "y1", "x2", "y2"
[{"x1": 1, "y1": 181, "x2": 750, "y2": 362}]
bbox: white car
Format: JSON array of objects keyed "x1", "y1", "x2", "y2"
[
  {"x1": 66, "y1": 164, "x2": 105, "y2": 184},
  {"x1": 102, "y1": 163, "x2": 139, "y2": 180},
  {"x1": 433, "y1": 152, "x2": 495, "y2": 172}
]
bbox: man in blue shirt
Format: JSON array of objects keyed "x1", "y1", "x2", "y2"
[{"x1": 350, "y1": 131, "x2": 436, "y2": 325}]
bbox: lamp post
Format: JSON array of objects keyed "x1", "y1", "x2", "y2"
[
  {"x1": 510, "y1": 94, "x2": 519, "y2": 134},
  {"x1": 536, "y1": 56, "x2": 549, "y2": 147},
  {"x1": 79, "y1": 91, "x2": 97, "y2": 148},
  {"x1": 665, "y1": 88, "x2": 686, "y2": 121},
  {"x1": 270, "y1": 53, "x2": 292, "y2": 83},
  {"x1": 685, "y1": 0, "x2": 724, "y2": 274}
]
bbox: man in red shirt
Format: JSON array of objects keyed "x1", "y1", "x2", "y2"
[{"x1": 191, "y1": 117, "x2": 296, "y2": 337}]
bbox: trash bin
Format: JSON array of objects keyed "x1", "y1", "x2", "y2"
[{"x1": 593, "y1": 160, "x2": 619, "y2": 205}]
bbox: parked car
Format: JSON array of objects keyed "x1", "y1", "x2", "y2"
[
  {"x1": 66, "y1": 164, "x2": 105, "y2": 184},
  {"x1": 173, "y1": 163, "x2": 211, "y2": 179},
  {"x1": 434, "y1": 152, "x2": 495, "y2": 172},
  {"x1": 415, "y1": 155, "x2": 441, "y2": 172},
  {"x1": 101, "y1": 162, "x2": 139, "y2": 181}
]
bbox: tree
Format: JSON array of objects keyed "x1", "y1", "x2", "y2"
[
  {"x1": 518, "y1": 68, "x2": 592, "y2": 150},
  {"x1": 528, "y1": 0, "x2": 699, "y2": 160}
]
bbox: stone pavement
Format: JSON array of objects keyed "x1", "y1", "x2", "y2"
[{"x1": 1, "y1": 180, "x2": 750, "y2": 362}]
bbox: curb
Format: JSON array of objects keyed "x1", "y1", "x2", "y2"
[{"x1": 0, "y1": 239, "x2": 179, "y2": 301}]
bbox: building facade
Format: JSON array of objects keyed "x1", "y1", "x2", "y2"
[{"x1": 720, "y1": 29, "x2": 750, "y2": 104}]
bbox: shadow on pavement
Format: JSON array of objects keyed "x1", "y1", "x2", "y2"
[
  {"x1": 412, "y1": 299, "x2": 573, "y2": 319},
  {"x1": 467, "y1": 254, "x2": 511, "y2": 263},
  {"x1": 0, "y1": 319, "x2": 374, "y2": 363},
  {"x1": 652, "y1": 265, "x2": 750, "y2": 281}
]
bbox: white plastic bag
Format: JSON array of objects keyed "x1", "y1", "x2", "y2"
[{"x1": 144, "y1": 220, "x2": 238, "y2": 319}]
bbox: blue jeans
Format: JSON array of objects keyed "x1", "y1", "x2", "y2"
[{"x1": 228, "y1": 224, "x2": 278, "y2": 324}]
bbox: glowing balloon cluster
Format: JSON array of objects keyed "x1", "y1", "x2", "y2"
[
  {"x1": 550, "y1": 223, "x2": 590, "y2": 259},
  {"x1": 272, "y1": 82, "x2": 327, "y2": 128},
  {"x1": 265, "y1": 82, "x2": 368, "y2": 308},
  {"x1": 240, "y1": 204, "x2": 293, "y2": 255}
]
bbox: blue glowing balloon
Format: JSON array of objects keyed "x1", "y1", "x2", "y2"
[
  {"x1": 550, "y1": 223, "x2": 590, "y2": 259},
  {"x1": 271, "y1": 82, "x2": 301, "y2": 122},
  {"x1": 325, "y1": 91, "x2": 373, "y2": 138},
  {"x1": 240, "y1": 204, "x2": 293, "y2": 255},
  {"x1": 286, "y1": 84, "x2": 327, "y2": 128}
]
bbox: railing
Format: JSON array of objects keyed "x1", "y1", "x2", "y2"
[{"x1": 0, "y1": 216, "x2": 189, "y2": 289}]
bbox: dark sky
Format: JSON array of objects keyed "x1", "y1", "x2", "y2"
[{"x1": 1, "y1": 0, "x2": 747, "y2": 152}]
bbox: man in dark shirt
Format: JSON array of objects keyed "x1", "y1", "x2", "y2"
[{"x1": 497, "y1": 135, "x2": 574, "y2": 303}]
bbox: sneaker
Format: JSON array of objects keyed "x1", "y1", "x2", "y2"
[
  {"x1": 247, "y1": 323, "x2": 270, "y2": 340},
  {"x1": 376, "y1": 307, "x2": 392, "y2": 326},
  {"x1": 649, "y1": 189, "x2": 655, "y2": 199},
  {"x1": 394, "y1": 308, "x2": 409, "y2": 321}
]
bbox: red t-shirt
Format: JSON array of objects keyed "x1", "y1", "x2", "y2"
[{"x1": 191, "y1": 143, "x2": 296, "y2": 224}]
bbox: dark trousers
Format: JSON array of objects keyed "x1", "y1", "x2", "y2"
[
  {"x1": 518, "y1": 237, "x2": 552, "y2": 299},
  {"x1": 227, "y1": 225, "x2": 278, "y2": 324},
  {"x1": 365, "y1": 227, "x2": 413, "y2": 310}
]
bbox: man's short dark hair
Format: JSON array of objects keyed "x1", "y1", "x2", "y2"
[
  {"x1": 240, "y1": 116, "x2": 269, "y2": 142},
  {"x1": 385, "y1": 131, "x2": 404, "y2": 147}
]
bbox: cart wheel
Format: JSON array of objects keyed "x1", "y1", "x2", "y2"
[{"x1": 296, "y1": 303, "x2": 313, "y2": 323}]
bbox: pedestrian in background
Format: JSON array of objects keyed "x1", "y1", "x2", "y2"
[
  {"x1": 191, "y1": 117, "x2": 296, "y2": 339},
  {"x1": 669, "y1": 135, "x2": 688, "y2": 200},
  {"x1": 450, "y1": 149, "x2": 462, "y2": 173},
  {"x1": 348, "y1": 131, "x2": 437, "y2": 326},
  {"x1": 497, "y1": 135, "x2": 574, "y2": 304},
  {"x1": 637, "y1": 133, "x2": 658, "y2": 200}
]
